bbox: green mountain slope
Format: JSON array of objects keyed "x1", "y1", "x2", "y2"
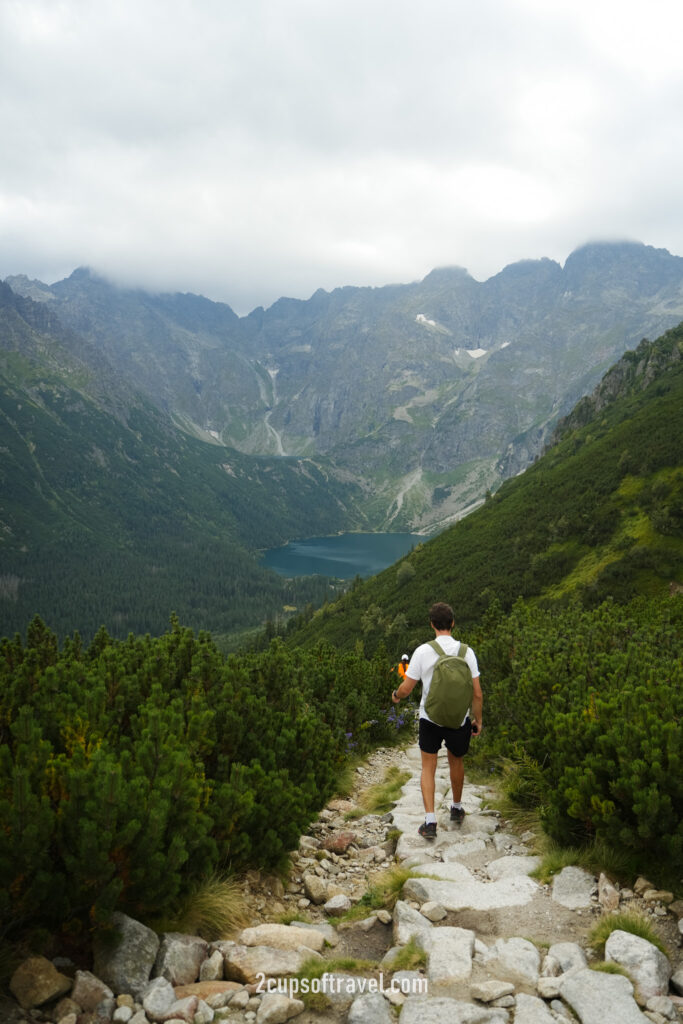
[
  {"x1": 282, "y1": 324, "x2": 683, "y2": 655},
  {"x1": 0, "y1": 284, "x2": 367, "y2": 640}
]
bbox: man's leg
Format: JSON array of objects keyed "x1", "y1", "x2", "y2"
[
  {"x1": 447, "y1": 748, "x2": 465, "y2": 802},
  {"x1": 420, "y1": 750, "x2": 438, "y2": 814},
  {"x1": 447, "y1": 748, "x2": 466, "y2": 823}
]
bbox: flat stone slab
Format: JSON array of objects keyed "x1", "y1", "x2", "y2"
[
  {"x1": 559, "y1": 967, "x2": 649, "y2": 1023},
  {"x1": 489, "y1": 937, "x2": 541, "y2": 984},
  {"x1": 239, "y1": 924, "x2": 326, "y2": 952},
  {"x1": 395, "y1": 830, "x2": 485, "y2": 862},
  {"x1": 399, "y1": 995, "x2": 509, "y2": 1022},
  {"x1": 423, "y1": 927, "x2": 475, "y2": 989},
  {"x1": 410, "y1": 861, "x2": 474, "y2": 884},
  {"x1": 551, "y1": 867, "x2": 596, "y2": 909},
  {"x1": 440, "y1": 838, "x2": 488, "y2": 860},
  {"x1": 403, "y1": 872, "x2": 538, "y2": 911},
  {"x1": 485, "y1": 855, "x2": 541, "y2": 880},
  {"x1": 513, "y1": 992, "x2": 557, "y2": 1022}
]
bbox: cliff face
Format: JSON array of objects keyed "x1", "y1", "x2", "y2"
[
  {"x1": 552, "y1": 326, "x2": 683, "y2": 443},
  {"x1": 8, "y1": 241, "x2": 683, "y2": 529}
]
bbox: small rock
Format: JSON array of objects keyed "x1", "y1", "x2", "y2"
[
  {"x1": 671, "y1": 966, "x2": 683, "y2": 994},
  {"x1": 420, "y1": 901, "x2": 447, "y2": 922},
  {"x1": 154, "y1": 933, "x2": 209, "y2": 987},
  {"x1": 514, "y1": 992, "x2": 557, "y2": 1020},
  {"x1": 302, "y1": 873, "x2": 328, "y2": 905},
  {"x1": 239, "y1": 924, "x2": 326, "y2": 953},
  {"x1": 320, "y1": 831, "x2": 357, "y2": 854},
  {"x1": 230, "y1": 990, "x2": 251, "y2": 1009},
  {"x1": 255, "y1": 992, "x2": 304, "y2": 1023},
  {"x1": 470, "y1": 979, "x2": 515, "y2": 1002},
  {"x1": 642, "y1": 890, "x2": 674, "y2": 904},
  {"x1": 646, "y1": 995, "x2": 676, "y2": 1018},
  {"x1": 9, "y1": 957, "x2": 73, "y2": 1010},
  {"x1": 55, "y1": 996, "x2": 82, "y2": 1019},
  {"x1": 324, "y1": 893, "x2": 352, "y2": 916},
  {"x1": 141, "y1": 977, "x2": 175, "y2": 1020},
  {"x1": 199, "y1": 950, "x2": 224, "y2": 982},
  {"x1": 347, "y1": 991, "x2": 394, "y2": 1024},
  {"x1": 598, "y1": 872, "x2": 620, "y2": 912},
  {"x1": 194, "y1": 999, "x2": 215, "y2": 1024}
]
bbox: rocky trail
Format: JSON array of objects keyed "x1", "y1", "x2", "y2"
[{"x1": 6, "y1": 744, "x2": 683, "y2": 1024}]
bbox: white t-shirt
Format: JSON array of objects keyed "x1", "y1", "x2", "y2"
[{"x1": 407, "y1": 635, "x2": 480, "y2": 726}]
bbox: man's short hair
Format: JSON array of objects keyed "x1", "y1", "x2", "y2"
[{"x1": 429, "y1": 602, "x2": 455, "y2": 631}]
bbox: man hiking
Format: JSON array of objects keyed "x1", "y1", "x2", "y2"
[{"x1": 391, "y1": 602, "x2": 482, "y2": 838}]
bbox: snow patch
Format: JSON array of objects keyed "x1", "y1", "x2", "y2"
[
  {"x1": 416, "y1": 313, "x2": 436, "y2": 326},
  {"x1": 501, "y1": 341, "x2": 511, "y2": 349},
  {"x1": 466, "y1": 348, "x2": 487, "y2": 359}
]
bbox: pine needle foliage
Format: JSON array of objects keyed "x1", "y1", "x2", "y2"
[{"x1": 0, "y1": 618, "x2": 413, "y2": 938}]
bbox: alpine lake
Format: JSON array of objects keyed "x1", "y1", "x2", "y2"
[{"x1": 261, "y1": 532, "x2": 425, "y2": 579}]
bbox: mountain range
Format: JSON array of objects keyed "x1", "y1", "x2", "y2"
[
  {"x1": 8, "y1": 240, "x2": 683, "y2": 532},
  {"x1": 2, "y1": 239, "x2": 683, "y2": 640}
]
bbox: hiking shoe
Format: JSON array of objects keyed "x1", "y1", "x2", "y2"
[
  {"x1": 418, "y1": 821, "x2": 437, "y2": 839},
  {"x1": 450, "y1": 806, "x2": 465, "y2": 824}
]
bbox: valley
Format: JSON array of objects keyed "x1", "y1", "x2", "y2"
[{"x1": 1, "y1": 241, "x2": 683, "y2": 642}]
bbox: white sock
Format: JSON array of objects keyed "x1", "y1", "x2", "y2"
[
  {"x1": 425, "y1": 813, "x2": 437, "y2": 825},
  {"x1": 451, "y1": 802, "x2": 463, "y2": 810}
]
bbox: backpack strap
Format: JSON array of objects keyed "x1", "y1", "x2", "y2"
[{"x1": 429, "y1": 639, "x2": 468, "y2": 660}]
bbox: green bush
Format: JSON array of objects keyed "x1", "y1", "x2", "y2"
[
  {"x1": 475, "y1": 595, "x2": 683, "y2": 877},
  {"x1": 0, "y1": 616, "x2": 411, "y2": 937}
]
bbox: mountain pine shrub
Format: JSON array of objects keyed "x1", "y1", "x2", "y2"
[
  {"x1": 0, "y1": 616, "x2": 411, "y2": 938},
  {"x1": 474, "y1": 595, "x2": 683, "y2": 879}
]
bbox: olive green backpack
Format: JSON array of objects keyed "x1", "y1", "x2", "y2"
[{"x1": 424, "y1": 640, "x2": 473, "y2": 728}]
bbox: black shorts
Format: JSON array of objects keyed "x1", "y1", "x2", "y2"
[{"x1": 419, "y1": 716, "x2": 472, "y2": 757}]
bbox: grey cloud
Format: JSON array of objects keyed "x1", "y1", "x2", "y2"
[{"x1": 1, "y1": 0, "x2": 683, "y2": 314}]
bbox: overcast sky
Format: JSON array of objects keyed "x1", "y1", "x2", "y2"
[{"x1": 1, "y1": 0, "x2": 682, "y2": 314}]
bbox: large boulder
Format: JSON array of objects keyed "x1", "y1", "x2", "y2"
[
  {"x1": 604, "y1": 929, "x2": 672, "y2": 1001},
  {"x1": 93, "y1": 912, "x2": 160, "y2": 999}
]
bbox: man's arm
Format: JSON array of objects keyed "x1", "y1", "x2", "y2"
[
  {"x1": 392, "y1": 674, "x2": 419, "y2": 703},
  {"x1": 470, "y1": 675, "x2": 483, "y2": 733}
]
